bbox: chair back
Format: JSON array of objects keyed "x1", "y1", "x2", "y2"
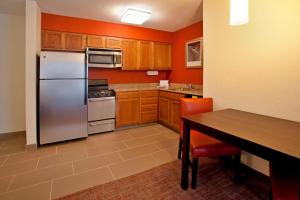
[{"x1": 180, "y1": 98, "x2": 213, "y2": 136}]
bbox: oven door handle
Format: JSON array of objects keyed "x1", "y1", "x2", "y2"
[
  {"x1": 89, "y1": 121, "x2": 114, "y2": 126},
  {"x1": 88, "y1": 97, "x2": 115, "y2": 102}
]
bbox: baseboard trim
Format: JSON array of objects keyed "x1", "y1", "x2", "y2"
[
  {"x1": 0, "y1": 130, "x2": 26, "y2": 135},
  {"x1": 26, "y1": 143, "x2": 38, "y2": 150}
]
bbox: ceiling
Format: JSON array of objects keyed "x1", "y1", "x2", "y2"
[
  {"x1": 0, "y1": 0, "x2": 203, "y2": 32},
  {"x1": 36, "y1": 0, "x2": 203, "y2": 32}
]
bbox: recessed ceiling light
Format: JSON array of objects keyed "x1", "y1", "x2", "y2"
[{"x1": 121, "y1": 7, "x2": 151, "y2": 25}]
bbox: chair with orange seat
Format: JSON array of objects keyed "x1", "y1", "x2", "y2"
[{"x1": 179, "y1": 98, "x2": 241, "y2": 189}]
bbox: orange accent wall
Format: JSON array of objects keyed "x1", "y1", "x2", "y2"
[
  {"x1": 41, "y1": 13, "x2": 203, "y2": 84},
  {"x1": 167, "y1": 22, "x2": 203, "y2": 84}
]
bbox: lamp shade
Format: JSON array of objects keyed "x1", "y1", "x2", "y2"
[{"x1": 230, "y1": 0, "x2": 249, "y2": 25}]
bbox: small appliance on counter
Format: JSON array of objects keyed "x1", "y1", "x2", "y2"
[
  {"x1": 38, "y1": 51, "x2": 88, "y2": 145},
  {"x1": 88, "y1": 79, "x2": 116, "y2": 134},
  {"x1": 159, "y1": 80, "x2": 169, "y2": 89}
]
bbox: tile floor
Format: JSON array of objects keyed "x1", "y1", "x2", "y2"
[{"x1": 0, "y1": 124, "x2": 179, "y2": 200}]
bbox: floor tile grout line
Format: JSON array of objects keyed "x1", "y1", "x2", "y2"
[
  {"x1": 2, "y1": 153, "x2": 58, "y2": 167},
  {"x1": 2, "y1": 180, "x2": 52, "y2": 195},
  {"x1": 84, "y1": 137, "x2": 179, "y2": 160},
  {"x1": 5, "y1": 175, "x2": 16, "y2": 192},
  {"x1": 0, "y1": 156, "x2": 9, "y2": 167},
  {"x1": 49, "y1": 180, "x2": 53, "y2": 200},
  {"x1": 150, "y1": 154, "x2": 161, "y2": 165},
  {"x1": 0, "y1": 142, "x2": 178, "y2": 179},
  {"x1": 36, "y1": 158, "x2": 40, "y2": 169},
  {"x1": 1, "y1": 148, "x2": 58, "y2": 166},
  {"x1": 0, "y1": 124, "x2": 178, "y2": 197},
  {"x1": 107, "y1": 166, "x2": 116, "y2": 180},
  {"x1": 72, "y1": 150, "x2": 171, "y2": 177},
  {"x1": 0, "y1": 161, "x2": 73, "y2": 179},
  {"x1": 71, "y1": 161, "x2": 75, "y2": 175},
  {"x1": 117, "y1": 152, "x2": 126, "y2": 161}
]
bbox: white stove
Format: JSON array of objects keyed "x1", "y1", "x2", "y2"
[{"x1": 88, "y1": 79, "x2": 115, "y2": 134}]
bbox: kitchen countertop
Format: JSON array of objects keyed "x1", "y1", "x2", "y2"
[
  {"x1": 110, "y1": 83, "x2": 203, "y2": 96},
  {"x1": 159, "y1": 88, "x2": 203, "y2": 96}
]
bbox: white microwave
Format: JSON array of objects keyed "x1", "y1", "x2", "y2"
[{"x1": 86, "y1": 48, "x2": 122, "y2": 68}]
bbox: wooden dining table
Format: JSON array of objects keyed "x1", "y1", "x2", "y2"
[{"x1": 181, "y1": 109, "x2": 300, "y2": 200}]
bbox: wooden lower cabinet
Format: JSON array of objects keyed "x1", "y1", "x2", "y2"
[
  {"x1": 116, "y1": 92, "x2": 140, "y2": 128},
  {"x1": 158, "y1": 91, "x2": 184, "y2": 131},
  {"x1": 158, "y1": 97, "x2": 170, "y2": 125},
  {"x1": 116, "y1": 90, "x2": 158, "y2": 127},
  {"x1": 169, "y1": 100, "x2": 181, "y2": 130},
  {"x1": 140, "y1": 90, "x2": 158, "y2": 123},
  {"x1": 116, "y1": 90, "x2": 182, "y2": 130}
]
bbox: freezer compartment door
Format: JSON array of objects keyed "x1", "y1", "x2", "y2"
[
  {"x1": 39, "y1": 80, "x2": 88, "y2": 144},
  {"x1": 40, "y1": 51, "x2": 86, "y2": 79}
]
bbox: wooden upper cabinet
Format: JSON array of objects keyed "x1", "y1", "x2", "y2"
[
  {"x1": 106, "y1": 37, "x2": 122, "y2": 49},
  {"x1": 87, "y1": 35, "x2": 105, "y2": 48},
  {"x1": 41, "y1": 30, "x2": 64, "y2": 50},
  {"x1": 64, "y1": 33, "x2": 86, "y2": 50},
  {"x1": 42, "y1": 30, "x2": 86, "y2": 51},
  {"x1": 122, "y1": 39, "x2": 138, "y2": 70},
  {"x1": 153, "y1": 42, "x2": 172, "y2": 70},
  {"x1": 137, "y1": 41, "x2": 154, "y2": 70}
]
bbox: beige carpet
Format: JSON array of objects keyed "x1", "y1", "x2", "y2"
[{"x1": 56, "y1": 158, "x2": 269, "y2": 200}]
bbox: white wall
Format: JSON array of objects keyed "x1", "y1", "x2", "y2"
[
  {"x1": 203, "y1": 0, "x2": 300, "y2": 175},
  {"x1": 0, "y1": 13, "x2": 25, "y2": 134},
  {"x1": 25, "y1": 0, "x2": 41, "y2": 145}
]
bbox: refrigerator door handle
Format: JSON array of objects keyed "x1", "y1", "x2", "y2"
[
  {"x1": 84, "y1": 53, "x2": 88, "y2": 105},
  {"x1": 84, "y1": 79, "x2": 88, "y2": 105}
]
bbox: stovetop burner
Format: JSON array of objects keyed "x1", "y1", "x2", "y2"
[
  {"x1": 88, "y1": 79, "x2": 115, "y2": 98},
  {"x1": 88, "y1": 89, "x2": 115, "y2": 98}
]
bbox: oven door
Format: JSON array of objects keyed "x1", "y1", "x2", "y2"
[
  {"x1": 88, "y1": 97, "x2": 115, "y2": 121},
  {"x1": 88, "y1": 53, "x2": 115, "y2": 68}
]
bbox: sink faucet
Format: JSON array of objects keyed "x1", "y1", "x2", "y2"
[{"x1": 188, "y1": 83, "x2": 192, "y2": 90}]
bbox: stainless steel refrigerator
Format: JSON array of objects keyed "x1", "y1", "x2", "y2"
[{"x1": 38, "y1": 51, "x2": 88, "y2": 145}]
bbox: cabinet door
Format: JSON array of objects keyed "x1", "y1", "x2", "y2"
[
  {"x1": 137, "y1": 41, "x2": 153, "y2": 70},
  {"x1": 116, "y1": 98, "x2": 140, "y2": 127},
  {"x1": 41, "y1": 30, "x2": 64, "y2": 50},
  {"x1": 122, "y1": 39, "x2": 138, "y2": 70},
  {"x1": 169, "y1": 100, "x2": 181, "y2": 131},
  {"x1": 87, "y1": 35, "x2": 105, "y2": 48},
  {"x1": 153, "y1": 42, "x2": 172, "y2": 70},
  {"x1": 140, "y1": 111, "x2": 158, "y2": 124},
  {"x1": 64, "y1": 33, "x2": 86, "y2": 50},
  {"x1": 159, "y1": 97, "x2": 170, "y2": 125},
  {"x1": 106, "y1": 37, "x2": 122, "y2": 49}
]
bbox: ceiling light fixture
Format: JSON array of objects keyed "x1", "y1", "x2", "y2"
[
  {"x1": 121, "y1": 7, "x2": 151, "y2": 25},
  {"x1": 230, "y1": 0, "x2": 249, "y2": 26}
]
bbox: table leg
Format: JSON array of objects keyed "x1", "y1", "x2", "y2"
[
  {"x1": 269, "y1": 161, "x2": 299, "y2": 200},
  {"x1": 181, "y1": 121, "x2": 190, "y2": 190}
]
